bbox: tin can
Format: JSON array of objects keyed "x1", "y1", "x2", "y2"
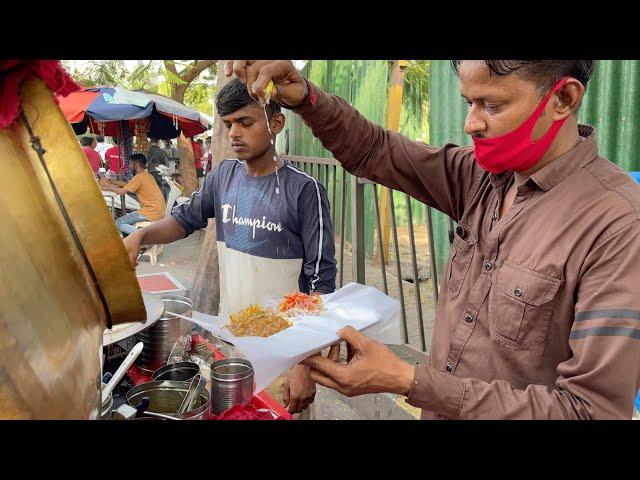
[
  {"x1": 210, "y1": 358, "x2": 254, "y2": 415},
  {"x1": 135, "y1": 294, "x2": 193, "y2": 373}
]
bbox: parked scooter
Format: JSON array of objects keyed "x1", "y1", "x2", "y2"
[{"x1": 155, "y1": 164, "x2": 191, "y2": 210}]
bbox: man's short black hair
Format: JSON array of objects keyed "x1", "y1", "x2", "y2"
[
  {"x1": 450, "y1": 60, "x2": 595, "y2": 94},
  {"x1": 80, "y1": 136, "x2": 93, "y2": 147},
  {"x1": 196, "y1": 138, "x2": 203, "y2": 144},
  {"x1": 130, "y1": 153, "x2": 147, "y2": 168},
  {"x1": 96, "y1": 135, "x2": 105, "y2": 142},
  {"x1": 216, "y1": 77, "x2": 281, "y2": 119}
]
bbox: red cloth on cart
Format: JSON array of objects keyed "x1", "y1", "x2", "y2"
[
  {"x1": 0, "y1": 60, "x2": 79, "y2": 129},
  {"x1": 209, "y1": 403, "x2": 287, "y2": 421}
]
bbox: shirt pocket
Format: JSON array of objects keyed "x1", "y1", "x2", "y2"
[
  {"x1": 489, "y1": 262, "x2": 562, "y2": 348},
  {"x1": 447, "y1": 228, "x2": 476, "y2": 299}
]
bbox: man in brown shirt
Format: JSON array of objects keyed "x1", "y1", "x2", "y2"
[{"x1": 226, "y1": 60, "x2": 640, "y2": 419}]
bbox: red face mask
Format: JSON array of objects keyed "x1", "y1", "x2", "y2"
[{"x1": 472, "y1": 77, "x2": 569, "y2": 174}]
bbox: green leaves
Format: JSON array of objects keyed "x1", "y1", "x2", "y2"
[{"x1": 64, "y1": 60, "x2": 217, "y2": 115}]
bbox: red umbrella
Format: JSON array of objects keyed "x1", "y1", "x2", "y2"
[{"x1": 56, "y1": 86, "x2": 211, "y2": 139}]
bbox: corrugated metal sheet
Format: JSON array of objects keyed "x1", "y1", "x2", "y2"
[
  {"x1": 579, "y1": 61, "x2": 640, "y2": 169},
  {"x1": 427, "y1": 60, "x2": 470, "y2": 278},
  {"x1": 428, "y1": 60, "x2": 640, "y2": 279},
  {"x1": 281, "y1": 60, "x2": 389, "y2": 256}
]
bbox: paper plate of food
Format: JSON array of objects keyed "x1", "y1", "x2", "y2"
[{"x1": 186, "y1": 283, "x2": 402, "y2": 391}]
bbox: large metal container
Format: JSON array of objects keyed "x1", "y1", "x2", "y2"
[
  {"x1": 126, "y1": 380, "x2": 210, "y2": 420},
  {"x1": 0, "y1": 77, "x2": 146, "y2": 419},
  {"x1": 210, "y1": 358, "x2": 254, "y2": 415},
  {"x1": 135, "y1": 295, "x2": 193, "y2": 374}
]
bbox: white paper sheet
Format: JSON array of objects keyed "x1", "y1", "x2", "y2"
[{"x1": 186, "y1": 283, "x2": 402, "y2": 392}]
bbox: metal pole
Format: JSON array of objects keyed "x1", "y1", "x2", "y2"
[
  {"x1": 378, "y1": 60, "x2": 410, "y2": 265},
  {"x1": 405, "y1": 194, "x2": 426, "y2": 351},
  {"x1": 351, "y1": 176, "x2": 365, "y2": 284},
  {"x1": 389, "y1": 192, "x2": 408, "y2": 343},
  {"x1": 373, "y1": 184, "x2": 388, "y2": 295},
  {"x1": 325, "y1": 164, "x2": 329, "y2": 192},
  {"x1": 332, "y1": 165, "x2": 337, "y2": 228},
  {"x1": 339, "y1": 168, "x2": 347, "y2": 288}
]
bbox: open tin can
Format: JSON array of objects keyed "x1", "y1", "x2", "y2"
[{"x1": 210, "y1": 358, "x2": 254, "y2": 415}]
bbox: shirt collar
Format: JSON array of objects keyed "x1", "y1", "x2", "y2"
[
  {"x1": 528, "y1": 124, "x2": 598, "y2": 192},
  {"x1": 487, "y1": 124, "x2": 598, "y2": 193}
]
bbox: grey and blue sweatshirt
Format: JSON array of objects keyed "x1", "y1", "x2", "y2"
[{"x1": 171, "y1": 159, "x2": 337, "y2": 316}]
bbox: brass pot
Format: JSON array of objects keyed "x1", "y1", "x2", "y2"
[{"x1": 0, "y1": 78, "x2": 147, "y2": 419}]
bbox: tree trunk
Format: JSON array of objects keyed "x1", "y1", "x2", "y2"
[
  {"x1": 177, "y1": 133, "x2": 198, "y2": 196},
  {"x1": 166, "y1": 60, "x2": 216, "y2": 198},
  {"x1": 172, "y1": 84, "x2": 187, "y2": 103},
  {"x1": 173, "y1": 78, "x2": 196, "y2": 195},
  {"x1": 190, "y1": 60, "x2": 234, "y2": 315}
]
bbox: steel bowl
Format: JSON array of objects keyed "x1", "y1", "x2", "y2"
[
  {"x1": 152, "y1": 361, "x2": 200, "y2": 382},
  {"x1": 126, "y1": 380, "x2": 209, "y2": 420}
]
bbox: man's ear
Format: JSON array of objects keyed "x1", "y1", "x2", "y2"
[
  {"x1": 554, "y1": 78, "x2": 585, "y2": 119},
  {"x1": 271, "y1": 112, "x2": 286, "y2": 134}
]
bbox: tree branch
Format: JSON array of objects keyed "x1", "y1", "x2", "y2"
[
  {"x1": 164, "y1": 60, "x2": 179, "y2": 78},
  {"x1": 181, "y1": 60, "x2": 217, "y2": 84}
]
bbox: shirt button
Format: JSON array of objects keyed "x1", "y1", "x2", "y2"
[
  {"x1": 492, "y1": 211, "x2": 498, "y2": 220},
  {"x1": 464, "y1": 314, "x2": 474, "y2": 323},
  {"x1": 446, "y1": 363, "x2": 453, "y2": 373},
  {"x1": 514, "y1": 288, "x2": 524, "y2": 297},
  {"x1": 484, "y1": 262, "x2": 494, "y2": 271}
]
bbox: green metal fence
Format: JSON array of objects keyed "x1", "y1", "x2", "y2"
[{"x1": 279, "y1": 60, "x2": 389, "y2": 257}]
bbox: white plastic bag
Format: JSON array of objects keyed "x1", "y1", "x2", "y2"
[{"x1": 186, "y1": 283, "x2": 402, "y2": 392}]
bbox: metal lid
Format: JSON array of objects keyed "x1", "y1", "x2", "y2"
[
  {"x1": 159, "y1": 294, "x2": 193, "y2": 320},
  {"x1": 210, "y1": 358, "x2": 253, "y2": 382},
  {"x1": 152, "y1": 361, "x2": 200, "y2": 382}
]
